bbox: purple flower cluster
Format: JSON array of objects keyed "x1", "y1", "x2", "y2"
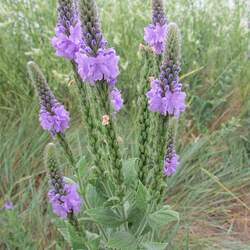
[
  {"x1": 48, "y1": 182, "x2": 82, "y2": 219},
  {"x1": 51, "y1": 0, "x2": 81, "y2": 60},
  {"x1": 27, "y1": 61, "x2": 70, "y2": 136},
  {"x1": 144, "y1": 0, "x2": 167, "y2": 54},
  {"x1": 75, "y1": 48, "x2": 120, "y2": 86},
  {"x1": 39, "y1": 104, "x2": 70, "y2": 134},
  {"x1": 110, "y1": 88, "x2": 123, "y2": 112},
  {"x1": 52, "y1": 23, "x2": 81, "y2": 60},
  {"x1": 51, "y1": 0, "x2": 124, "y2": 112},
  {"x1": 3, "y1": 200, "x2": 14, "y2": 210},
  {"x1": 147, "y1": 79, "x2": 186, "y2": 118},
  {"x1": 164, "y1": 149, "x2": 179, "y2": 176},
  {"x1": 144, "y1": 24, "x2": 167, "y2": 54}
]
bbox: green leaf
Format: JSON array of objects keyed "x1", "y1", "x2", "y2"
[
  {"x1": 56, "y1": 244, "x2": 63, "y2": 250},
  {"x1": 123, "y1": 158, "x2": 138, "y2": 187},
  {"x1": 135, "y1": 181, "x2": 149, "y2": 211},
  {"x1": 141, "y1": 242, "x2": 168, "y2": 250},
  {"x1": 148, "y1": 205, "x2": 179, "y2": 230},
  {"x1": 85, "y1": 184, "x2": 105, "y2": 208},
  {"x1": 66, "y1": 222, "x2": 85, "y2": 250},
  {"x1": 127, "y1": 207, "x2": 146, "y2": 234},
  {"x1": 85, "y1": 231, "x2": 101, "y2": 250},
  {"x1": 108, "y1": 231, "x2": 138, "y2": 250},
  {"x1": 53, "y1": 220, "x2": 71, "y2": 245},
  {"x1": 86, "y1": 207, "x2": 123, "y2": 227},
  {"x1": 54, "y1": 221, "x2": 85, "y2": 249},
  {"x1": 76, "y1": 156, "x2": 88, "y2": 178}
]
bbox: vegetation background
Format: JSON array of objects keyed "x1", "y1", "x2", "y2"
[{"x1": 0, "y1": 0, "x2": 249, "y2": 249}]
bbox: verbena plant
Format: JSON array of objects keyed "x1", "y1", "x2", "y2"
[{"x1": 27, "y1": 0, "x2": 187, "y2": 249}]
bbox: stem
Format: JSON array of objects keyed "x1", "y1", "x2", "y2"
[
  {"x1": 75, "y1": 163, "x2": 109, "y2": 242},
  {"x1": 57, "y1": 133, "x2": 76, "y2": 168},
  {"x1": 137, "y1": 49, "x2": 156, "y2": 185},
  {"x1": 67, "y1": 211, "x2": 83, "y2": 234},
  {"x1": 71, "y1": 62, "x2": 105, "y2": 175},
  {"x1": 96, "y1": 82, "x2": 124, "y2": 198},
  {"x1": 148, "y1": 116, "x2": 168, "y2": 201}
]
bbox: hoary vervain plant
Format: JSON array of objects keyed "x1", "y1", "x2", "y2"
[{"x1": 27, "y1": 0, "x2": 187, "y2": 248}]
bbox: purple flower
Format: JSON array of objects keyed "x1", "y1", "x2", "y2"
[
  {"x1": 146, "y1": 79, "x2": 186, "y2": 118},
  {"x1": 164, "y1": 150, "x2": 179, "y2": 176},
  {"x1": 51, "y1": 23, "x2": 81, "y2": 60},
  {"x1": 144, "y1": 24, "x2": 167, "y2": 54},
  {"x1": 110, "y1": 88, "x2": 123, "y2": 112},
  {"x1": 78, "y1": 0, "x2": 106, "y2": 55},
  {"x1": 27, "y1": 61, "x2": 70, "y2": 136},
  {"x1": 39, "y1": 104, "x2": 70, "y2": 134},
  {"x1": 163, "y1": 84, "x2": 186, "y2": 118},
  {"x1": 152, "y1": 0, "x2": 167, "y2": 26},
  {"x1": 48, "y1": 182, "x2": 82, "y2": 219},
  {"x1": 146, "y1": 79, "x2": 164, "y2": 113},
  {"x1": 146, "y1": 23, "x2": 186, "y2": 118},
  {"x1": 3, "y1": 200, "x2": 14, "y2": 210},
  {"x1": 144, "y1": 0, "x2": 167, "y2": 54},
  {"x1": 75, "y1": 48, "x2": 119, "y2": 85}
]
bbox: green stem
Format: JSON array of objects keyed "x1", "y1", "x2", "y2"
[
  {"x1": 75, "y1": 163, "x2": 109, "y2": 242},
  {"x1": 71, "y1": 62, "x2": 105, "y2": 176},
  {"x1": 96, "y1": 82, "x2": 124, "y2": 198},
  {"x1": 137, "y1": 50, "x2": 155, "y2": 185},
  {"x1": 67, "y1": 211, "x2": 83, "y2": 234},
  {"x1": 148, "y1": 116, "x2": 169, "y2": 200},
  {"x1": 57, "y1": 133, "x2": 75, "y2": 168}
]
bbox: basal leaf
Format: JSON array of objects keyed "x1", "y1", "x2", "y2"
[
  {"x1": 148, "y1": 205, "x2": 179, "y2": 230},
  {"x1": 142, "y1": 242, "x2": 168, "y2": 250},
  {"x1": 123, "y1": 158, "x2": 138, "y2": 188},
  {"x1": 86, "y1": 207, "x2": 123, "y2": 227},
  {"x1": 108, "y1": 231, "x2": 138, "y2": 250},
  {"x1": 85, "y1": 184, "x2": 106, "y2": 208},
  {"x1": 135, "y1": 181, "x2": 149, "y2": 211}
]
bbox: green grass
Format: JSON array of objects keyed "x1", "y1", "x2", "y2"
[{"x1": 0, "y1": 0, "x2": 250, "y2": 249}]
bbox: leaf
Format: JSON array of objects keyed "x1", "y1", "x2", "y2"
[
  {"x1": 142, "y1": 242, "x2": 168, "y2": 250},
  {"x1": 66, "y1": 222, "x2": 85, "y2": 250},
  {"x1": 135, "y1": 181, "x2": 149, "y2": 211},
  {"x1": 108, "y1": 231, "x2": 138, "y2": 250},
  {"x1": 53, "y1": 220, "x2": 71, "y2": 245},
  {"x1": 148, "y1": 205, "x2": 179, "y2": 230},
  {"x1": 54, "y1": 219, "x2": 86, "y2": 250},
  {"x1": 86, "y1": 207, "x2": 123, "y2": 227},
  {"x1": 122, "y1": 158, "x2": 138, "y2": 187},
  {"x1": 179, "y1": 66, "x2": 204, "y2": 80},
  {"x1": 127, "y1": 207, "x2": 146, "y2": 234},
  {"x1": 76, "y1": 156, "x2": 88, "y2": 178},
  {"x1": 85, "y1": 184, "x2": 106, "y2": 208},
  {"x1": 85, "y1": 231, "x2": 101, "y2": 250}
]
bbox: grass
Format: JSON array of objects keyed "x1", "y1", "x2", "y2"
[{"x1": 0, "y1": 0, "x2": 250, "y2": 249}]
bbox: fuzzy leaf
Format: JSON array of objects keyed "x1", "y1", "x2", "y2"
[
  {"x1": 108, "y1": 231, "x2": 138, "y2": 250},
  {"x1": 141, "y1": 242, "x2": 168, "y2": 250},
  {"x1": 85, "y1": 184, "x2": 105, "y2": 208},
  {"x1": 57, "y1": 226, "x2": 71, "y2": 245},
  {"x1": 54, "y1": 220, "x2": 85, "y2": 249},
  {"x1": 123, "y1": 158, "x2": 138, "y2": 187},
  {"x1": 127, "y1": 207, "x2": 146, "y2": 233},
  {"x1": 135, "y1": 181, "x2": 149, "y2": 211},
  {"x1": 53, "y1": 219, "x2": 71, "y2": 245},
  {"x1": 148, "y1": 205, "x2": 179, "y2": 230},
  {"x1": 66, "y1": 222, "x2": 84, "y2": 250},
  {"x1": 76, "y1": 157, "x2": 87, "y2": 178},
  {"x1": 86, "y1": 207, "x2": 123, "y2": 227},
  {"x1": 85, "y1": 231, "x2": 101, "y2": 250}
]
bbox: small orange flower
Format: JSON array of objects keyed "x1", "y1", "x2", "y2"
[
  {"x1": 149, "y1": 76, "x2": 155, "y2": 82},
  {"x1": 102, "y1": 115, "x2": 110, "y2": 126},
  {"x1": 117, "y1": 136, "x2": 124, "y2": 144}
]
